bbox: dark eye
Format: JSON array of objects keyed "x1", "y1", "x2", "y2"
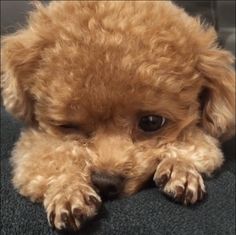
[
  {"x1": 138, "y1": 115, "x2": 165, "y2": 132},
  {"x1": 59, "y1": 124, "x2": 80, "y2": 131}
]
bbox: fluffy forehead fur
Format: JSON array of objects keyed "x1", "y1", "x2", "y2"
[{"x1": 1, "y1": 1, "x2": 235, "y2": 194}]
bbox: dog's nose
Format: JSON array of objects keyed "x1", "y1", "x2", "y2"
[{"x1": 91, "y1": 171, "x2": 124, "y2": 199}]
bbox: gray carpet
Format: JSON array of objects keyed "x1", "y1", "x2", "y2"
[{"x1": 1, "y1": 107, "x2": 235, "y2": 235}]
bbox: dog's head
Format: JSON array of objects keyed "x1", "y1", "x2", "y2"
[{"x1": 1, "y1": 2, "x2": 235, "y2": 198}]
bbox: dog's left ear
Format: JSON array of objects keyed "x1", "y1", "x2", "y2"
[
  {"x1": 1, "y1": 30, "x2": 43, "y2": 124},
  {"x1": 198, "y1": 47, "x2": 235, "y2": 140},
  {"x1": 1, "y1": 1, "x2": 49, "y2": 124}
]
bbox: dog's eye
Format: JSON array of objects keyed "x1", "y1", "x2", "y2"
[
  {"x1": 138, "y1": 115, "x2": 165, "y2": 132},
  {"x1": 58, "y1": 124, "x2": 80, "y2": 131}
]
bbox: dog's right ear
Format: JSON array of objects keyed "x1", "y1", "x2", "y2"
[
  {"x1": 1, "y1": 30, "x2": 42, "y2": 124},
  {"x1": 197, "y1": 47, "x2": 235, "y2": 140}
]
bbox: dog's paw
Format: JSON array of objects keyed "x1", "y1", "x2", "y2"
[
  {"x1": 153, "y1": 158, "x2": 206, "y2": 205},
  {"x1": 44, "y1": 182, "x2": 101, "y2": 231}
]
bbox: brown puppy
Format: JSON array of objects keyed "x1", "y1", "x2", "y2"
[{"x1": 1, "y1": 1, "x2": 235, "y2": 231}]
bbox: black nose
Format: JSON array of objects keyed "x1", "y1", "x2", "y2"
[{"x1": 91, "y1": 171, "x2": 124, "y2": 199}]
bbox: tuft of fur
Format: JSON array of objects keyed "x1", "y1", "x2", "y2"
[{"x1": 1, "y1": 1, "x2": 235, "y2": 231}]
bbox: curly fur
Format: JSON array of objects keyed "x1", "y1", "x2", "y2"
[{"x1": 1, "y1": 1, "x2": 235, "y2": 231}]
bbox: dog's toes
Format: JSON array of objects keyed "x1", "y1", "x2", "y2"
[
  {"x1": 156, "y1": 174, "x2": 170, "y2": 188},
  {"x1": 154, "y1": 158, "x2": 206, "y2": 205},
  {"x1": 72, "y1": 208, "x2": 85, "y2": 222},
  {"x1": 153, "y1": 163, "x2": 173, "y2": 188},
  {"x1": 174, "y1": 186, "x2": 185, "y2": 202},
  {"x1": 44, "y1": 186, "x2": 101, "y2": 231},
  {"x1": 197, "y1": 184, "x2": 206, "y2": 201},
  {"x1": 49, "y1": 211, "x2": 55, "y2": 229},
  {"x1": 84, "y1": 195, "x2": 101, "y2": 209}
]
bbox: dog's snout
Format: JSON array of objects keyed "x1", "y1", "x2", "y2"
[{"x1": 91, "y1": 171, "x2": 124, "y2": 199}]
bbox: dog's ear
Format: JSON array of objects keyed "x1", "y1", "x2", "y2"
[
  {"x1": 198, "y1": 47, "x2": 235, "y2": 140},
  {"x1": 1, "y1": 30, "x2": 43, "y2": 124}
]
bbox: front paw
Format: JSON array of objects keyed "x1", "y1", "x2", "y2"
[
  {"x1": 153, "y1": 158, "x2": 206, "y2": 205},
  {"x1": 44, "y1": 182, "x2": 101, "y2": 231}
]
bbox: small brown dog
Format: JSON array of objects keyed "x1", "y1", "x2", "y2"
[{"x1": 1, "y1": 1, "x2": 235, "y2": 231}]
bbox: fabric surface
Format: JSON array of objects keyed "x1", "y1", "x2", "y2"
[{"x1": 1, "y1": 107, "x2": 235, "y2": 235}]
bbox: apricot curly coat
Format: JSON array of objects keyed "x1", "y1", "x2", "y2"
[{"x1": 1, "y1": 1, "x2": 235, "y2": 231}]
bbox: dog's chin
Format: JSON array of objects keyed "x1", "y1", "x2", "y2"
[{"x1": 119, "y1": 175, "x2": 155, "y2": 197}]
